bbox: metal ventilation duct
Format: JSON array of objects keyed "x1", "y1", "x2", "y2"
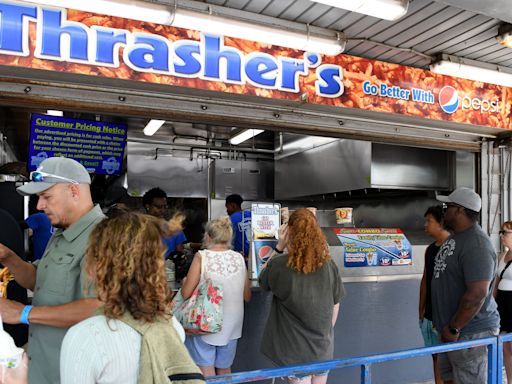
[{"x1": 275, "y1": 138, "x2": 454, "y2": 199}]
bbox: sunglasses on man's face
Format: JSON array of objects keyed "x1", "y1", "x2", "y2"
[
  {"x1": 499, "y1": 230, "x2": 512, "y2": 236},
  {"x1": 441, "y1": 203, "x2": 461, "y2": 211},
  {"x1": 30, "y1": 170, "x2": 79, "y2": 184}
]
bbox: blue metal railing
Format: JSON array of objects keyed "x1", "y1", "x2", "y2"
[
  {"x1": 497, "y1": 333, "x2": 512, "y2": 384},
  {"x1": 206, "y1": 336, "x2": 499, "y2": 384}
]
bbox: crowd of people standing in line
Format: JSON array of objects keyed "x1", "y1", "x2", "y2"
[
  {"x1": 0, "y1": 156, "x2": 343, "y2": 384},
  {"x1": 2, "y1": 155, "x2": 511, "y2": 384},
  {"x1": 419, "y1": 187, "x2": 511, "y2": 384}
]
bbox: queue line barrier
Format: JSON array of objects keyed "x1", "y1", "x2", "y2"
[{"x1": 206, "y1": 336, "x2": 501, "y2": 384}]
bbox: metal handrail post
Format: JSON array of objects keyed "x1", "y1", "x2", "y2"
[
  {"x1": 361, "y1": 363, "x2": 371, "y2": 384},
  {"x1": 497, "y1": 336, "x2": 504, "y2": 384},
  {"x1": 497, "y1": 333, "x2": 512, "y2": 384},
  {"x1": 488, "y1": 338, "x2": 498, "y2": 384}
]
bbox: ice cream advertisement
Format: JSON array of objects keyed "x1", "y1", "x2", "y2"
[
  {"x1": 334, "y1": 228, "x2": 412, "y2": 268},
  {"x1": 251, "y1": 203, "x2": 281, "y2": 240}
]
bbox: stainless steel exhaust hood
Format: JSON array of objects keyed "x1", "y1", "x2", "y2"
[{"x1": 275, "y1": 137, "x2": 454, "y2": 199}]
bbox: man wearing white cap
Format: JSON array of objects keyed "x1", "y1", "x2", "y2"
[
  {"x1": 432, "y1": 187, "x2": 500, "y2": 384},
  {"x1": 0, "y1": 157, "x2": 104, "y2": 384}
]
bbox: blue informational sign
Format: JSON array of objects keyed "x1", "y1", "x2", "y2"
[
  {"x1": 28, "y1": 114, "x2": 127, "y2": 175},
  {"x1": 335, "y1": 228, "x2": 413, "y2": 268}
]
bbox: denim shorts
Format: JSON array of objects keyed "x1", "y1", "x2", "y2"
[{"x1": 185, "y1": 336, "x2": 238, "y2": 369}]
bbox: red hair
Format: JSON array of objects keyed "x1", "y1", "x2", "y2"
[{"x1": 287, "y1": 208, "x2": 331, "y2": 273}]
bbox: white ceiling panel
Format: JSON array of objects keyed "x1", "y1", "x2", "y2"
[
  {"x1": 241, "y1": 0, "x2": 272, "y2": 12},
  {"x1": 167, "y1": 0, "x2": 512, "y2": 70},
  {"x1": 435, "y1": 0, "x2": 512, "y2": 24},
  {"x1": 496, "y1": 53, "x2": 512, "y2": 65},
  {"x1": 256, "y1": 0, "x2": 300, "y2": 17},
  {"x1": 413, "y1": 16, "x2": 494, "y2": 53}
]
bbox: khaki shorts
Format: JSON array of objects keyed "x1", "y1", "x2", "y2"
[{"x1": 438, "y1": 329, "x2": 499, "y2": 384}]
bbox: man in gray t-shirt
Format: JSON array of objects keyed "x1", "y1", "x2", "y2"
[{"x1": 432, "y1": 187, "x2": 500, "y2": 384}]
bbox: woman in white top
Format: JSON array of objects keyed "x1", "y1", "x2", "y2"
[
  {"x1": 60, "y1": 212, "x2": 189, "y2": 384},
  {"x1": 496, "y1": 220, "x2": 512, "y2": 383},
  {"x1": 182, "y1": 216, "x2": 251, "y2": 377}
]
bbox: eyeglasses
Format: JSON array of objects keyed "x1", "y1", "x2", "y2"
[
  {"x1": 499, "y1": 230, "x2": 512, "y2": 236},
  {"x1": 442, "y1": 203, "x2": 460, "y2": 211},
  {"x1": 30, "y1": 171, "x2": 79, "y2": 184}
]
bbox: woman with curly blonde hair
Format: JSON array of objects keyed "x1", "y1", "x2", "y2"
[
  {"x1": 59, "y1": 212, "x2": 202, "y2": 384},
  {"x1": 259, "y1": 208, "x2": 344, "y2": 384}
]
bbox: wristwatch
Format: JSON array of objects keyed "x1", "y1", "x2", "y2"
[
  {"x1": 274, "y1": 246, "x2": 284, "y2": 254},
  {"x1": 448, "y1": 325, "x2": 461, "y2": 335}
]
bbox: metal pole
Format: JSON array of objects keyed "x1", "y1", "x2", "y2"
[
  {"x1": 497, "y1": 337, "x2": 503, "y2": 384},
  {"x1": 360, "y1": 363, "x2": 371, "y2": 384},
  {"x1": 488, "y1": 339, "x2": 498, "y2": 384}
]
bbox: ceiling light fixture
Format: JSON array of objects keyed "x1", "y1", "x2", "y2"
[
  {"x1": 229, "y1": 129, "x2": 264, "y2": 145},
  {"x1": 311, "y1": 0, "x2": 409, "y2": 21},
  {"x1": 46, "y1": 110, "x2": 64, "y2": 116},
  {"x1": 26, "y1": 0, "x2": 345, "y2": 56},
  {"x1": 429, "y1": 54, "x2": 512, "y2": 88},
  {"x1": 282, "y1": 136, "x2": 337, "y2": 152},
  {"x1": 143, "y1": 119, "x2": 165, "y2": 136}
]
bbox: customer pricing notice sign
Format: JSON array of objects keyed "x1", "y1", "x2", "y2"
[
  {"x1": 334, "y1": 228, "x2": 412, "y2": 268},
  {"x1": 28, "y1": 114, "x2": 126, "y2": 175},
  {"x1": 0, "y1": 1, "x2": 510, "y2": 129}
]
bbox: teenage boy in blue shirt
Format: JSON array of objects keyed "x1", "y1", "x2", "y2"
[{"x1": 225, "y1": 194, "x2": 251, "y2": 258}]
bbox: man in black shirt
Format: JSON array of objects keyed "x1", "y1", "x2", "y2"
[
  {"x1": 419, "y1": 205, "x2": 450, "y2": 384},
  {"x1": 0, "y1": 208, "x2": 28, "y2": 347}
]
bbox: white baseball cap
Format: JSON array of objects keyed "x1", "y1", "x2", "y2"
[
  {"x1": 436, "y1": 187, "x2": 481, "y2": 212},
  {"x1": 17, "y1": 157, "x2": 91, "y2": 196}
]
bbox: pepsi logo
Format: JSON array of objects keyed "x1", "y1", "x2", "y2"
[
  {"x1": 258, "y1": 245, "x2": 273, "y2": 261},
  {"x1": 438, "y1": 86, "x2": 459, "y2": 114}
]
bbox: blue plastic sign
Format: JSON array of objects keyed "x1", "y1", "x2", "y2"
[{"x1": 28, "y1": 114, "x2": 126, "y2": 175}]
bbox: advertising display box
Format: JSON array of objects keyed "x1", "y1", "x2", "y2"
[
  {"x1": 250, "y1": 203, "x2": 280, "y2": 279},
  {"x1": 335, "y1": 228, "x2": 412, "y2": 268}
]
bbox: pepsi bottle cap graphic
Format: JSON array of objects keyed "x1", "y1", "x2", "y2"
[{"x1": 439, "y1": 86, "x2": 459, "y2": 114}]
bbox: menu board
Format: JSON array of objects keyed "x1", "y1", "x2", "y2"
[{"x1": 334, "y1": 228, "x2": 412, "y2": 268}]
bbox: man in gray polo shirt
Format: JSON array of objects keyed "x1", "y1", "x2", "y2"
[
  {"x1": 432, "y1": 187, "x2": 500, "y2": 384},
  {"x1": 0, "y1": 157, "x2": 104, "y2": 384}
]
